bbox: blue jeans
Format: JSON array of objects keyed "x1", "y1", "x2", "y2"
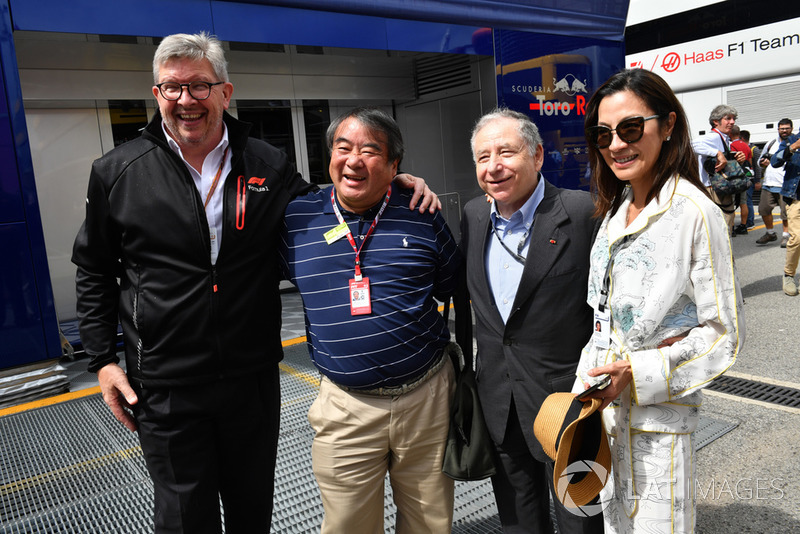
[{"x1": 746, "y1": 182, "x2": 755, "y2": 226}]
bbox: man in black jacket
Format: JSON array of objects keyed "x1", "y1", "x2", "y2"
[{"x1": 72, "y1": 32, "x2": 433, "y2": 534}]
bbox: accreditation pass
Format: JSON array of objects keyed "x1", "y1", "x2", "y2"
[{"x1": 350, "y1": 277, "x2": 372, "y2": 315}]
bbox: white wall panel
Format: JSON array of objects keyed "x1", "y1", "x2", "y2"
[{"x1": 26, "y1": 108, "x2": 105, "y2": 321}]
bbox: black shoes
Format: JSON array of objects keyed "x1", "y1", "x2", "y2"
[{"x1": 756, "y1": 232, "x2": 778, "y2": 244}]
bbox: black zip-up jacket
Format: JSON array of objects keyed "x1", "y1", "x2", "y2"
[{"x1": 72, "y1": 112, "x2": 314, "y2": 387}]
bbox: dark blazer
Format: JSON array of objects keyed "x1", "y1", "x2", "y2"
[{"x1": 458, "y1": 179, "x2": 599, "y2": 463}]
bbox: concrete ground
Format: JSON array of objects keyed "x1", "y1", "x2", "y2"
[{"x1": 694, "y1": 215, "x2": 800, "y2": 533}]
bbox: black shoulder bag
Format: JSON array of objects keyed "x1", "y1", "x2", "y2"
[{"x1": 441, "y1": 296, "x2": 496, "y2": 481}]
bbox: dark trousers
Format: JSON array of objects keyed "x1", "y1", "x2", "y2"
[
  {"x1": 133, "y1": 367, "x2": 281, "y2": 534},
  {"x1": 490, "y1": 403, "x2": 604, "y2": 534}
]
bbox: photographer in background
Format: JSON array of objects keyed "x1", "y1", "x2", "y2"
[
  {"x1": 756, "y1": 119, "x2": 793, "y2": 246},
  {"x1": 772, "y1": 127, "x2": 800, "y2": 295}
]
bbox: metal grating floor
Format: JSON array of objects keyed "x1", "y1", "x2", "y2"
[
  {"x1": 1, "y1": 342, "x2": 736, "y2": 533},
  {"x1": 706, "y1": 375, "x2": 800, "y2": 408}
]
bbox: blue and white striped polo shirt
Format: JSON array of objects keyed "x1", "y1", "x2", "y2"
[{"x1": 280, "y1": 183, "x2": 461, "y2": 389}]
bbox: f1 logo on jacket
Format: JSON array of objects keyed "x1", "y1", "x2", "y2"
[{"x1": 236, "y1": 175, "x2": 270, "y2": 230}]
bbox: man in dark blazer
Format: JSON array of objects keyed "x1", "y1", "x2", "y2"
[{"x1": 458, "y1": 109, "x2": 602, "y2": 533}]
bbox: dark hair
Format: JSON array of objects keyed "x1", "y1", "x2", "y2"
[
  {"x1": 778, "y1": 118, "x2": 794, "y2": 129},
  {"x1": 326, "y1": 107, "x2": 404, "y2": 165},
  {"x1": 584, "y1": 69, "x2": 706, "y2": 218},
  {"x1": 740, "y1": 129, "x2": 751, "y2": 142}
]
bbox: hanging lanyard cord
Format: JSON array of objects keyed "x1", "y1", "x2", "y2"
[
  {"x1": 491, "y1": 221, "x2": 530, "y2": 265},
  {"x1": 204, "y1": 145, "x2": 229, "y2": 209},
  {"x1": 330, "y1": 186, "x2": 392, "y2": 281},
  {"x1": 598, "y1": 235, "x2": 630, "y2": 313}
]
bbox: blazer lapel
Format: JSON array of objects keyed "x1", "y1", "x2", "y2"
[
  {"x1": 470, "y1": 201, "x2": 506, "y2": 326},
  {"x1": 511, "y1": 181, "x2": 570, "y2": 316}
]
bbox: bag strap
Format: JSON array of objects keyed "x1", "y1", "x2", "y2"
[
  {"x1": 713, "y1": 129, "x2": 731, "y2": 154},
  {"x1": 442, "y1": 293, "x2": 473, "y2": 373}
]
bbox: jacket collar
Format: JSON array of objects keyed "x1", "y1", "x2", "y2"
[{"x1": 607, "y1": 175, "x2": 680, "y2": 243}]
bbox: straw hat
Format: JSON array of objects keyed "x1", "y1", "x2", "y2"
[{"x1": 533, "y1": 393, "x2": 611, "y2": 507}]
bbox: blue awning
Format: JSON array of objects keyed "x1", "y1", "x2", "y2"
[
  {"x1": 226, "y1": 0, "x2": 629, "y2": 41},
  {"x1": 11, "y1": 1, "x2": 628, "y2": 48}
]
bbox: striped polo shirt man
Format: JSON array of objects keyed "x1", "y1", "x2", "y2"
[{"x1": 280, "y1": 182, "x2": 460, "y2": 389}]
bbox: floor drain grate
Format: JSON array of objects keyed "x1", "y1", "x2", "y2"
[{"x1": 706, "y1": 376, "x2": 800, "y2": 408}]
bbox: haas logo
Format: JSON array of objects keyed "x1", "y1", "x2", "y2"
[{"x1": 553, "y1": 75, "x2": 588, "y2": 96}]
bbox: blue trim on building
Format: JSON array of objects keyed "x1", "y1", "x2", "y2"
[{"x1": 0, "y1": 0, "x2": 61, "y2": 367}]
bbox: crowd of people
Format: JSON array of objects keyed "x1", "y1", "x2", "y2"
[
  {"x1": 691, "y1": 105, "x2": 800, "y2": 296},
  {"x1": 73, "y1": 32, "x2": 757, "y2": 534}
]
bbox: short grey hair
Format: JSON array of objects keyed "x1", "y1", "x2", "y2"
[
  {"x1": 153, "y1": 32, "x2": 229, "y2": 83},
  {"x1": 470, "y1": 108, "x2": 542, "y2": 162},
  {"x1": 708, "y1": 104, "x2": 737, "y2": 127}
]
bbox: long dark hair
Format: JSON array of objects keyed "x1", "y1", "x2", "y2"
[{"x1": 584, "y1": 69, "x2": 706, "y2": 218}]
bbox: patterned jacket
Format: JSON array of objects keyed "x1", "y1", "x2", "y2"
[{"x1": 574, "y1": 175, "x2": 745, "y2": 513}]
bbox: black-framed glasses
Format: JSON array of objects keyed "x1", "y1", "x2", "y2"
[
  {"x1": 155, "y1": 81, "x2": 224, "y2": 101},
  {"x1": 586, "y1": 115, "x2": 661, "y2": 149}
]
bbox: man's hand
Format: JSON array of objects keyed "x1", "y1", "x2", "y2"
[
  {"x1": 715, "y1": 151, "x2": 728, "y2": 172},
  {"x1": 580, "y1": 360, "x2": 633, "y2": 411},
  {"x1": 732, "y1": 151, "x2": 747, "y2": 164},
  {"x1": 97, "y1": 363, "x2": 139, "y2": 432},
  {"x1": 394, "y1": 173, "x2": 442, "y2": 213},
  {"x1": 790, "y1": 139, "x2": 800, "y2": 154}
]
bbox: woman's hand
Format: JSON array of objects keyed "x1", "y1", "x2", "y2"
[{"x1": 582, "y1": 360, "x2": 632, "y2": 410}]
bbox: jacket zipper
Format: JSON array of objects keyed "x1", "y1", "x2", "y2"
[{"x1": 236, "y1": 174, "x2": 247, "y2": 230}]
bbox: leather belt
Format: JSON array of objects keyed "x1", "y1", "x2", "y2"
[{"x1": 333, "y1": 351, "x2": 447, "y2": 397}]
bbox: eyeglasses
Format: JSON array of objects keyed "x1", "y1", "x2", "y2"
[
  {"x1": 155, "y1": 81, "x2": 224, "y2": 101},
  {"x1": 585, "y1": 115, "x2": 661, "y2": 149}
]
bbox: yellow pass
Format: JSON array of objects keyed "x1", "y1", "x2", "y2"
[{"x1": 324, "y1": 221, "x2": 350, "y2": 244}]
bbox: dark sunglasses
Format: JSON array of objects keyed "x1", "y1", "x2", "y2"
[{"x1": 586, "y1": 115, "x2": 661, "y2": 149}]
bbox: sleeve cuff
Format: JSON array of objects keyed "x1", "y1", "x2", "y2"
[
  {"x1": 628, "y1": 348, "x2": 670, "y2": 406},
  {"x1": 87, "y1": 352, "x2": 120, "y2": 373}
]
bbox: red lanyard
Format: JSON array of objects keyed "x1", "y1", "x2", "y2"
[
  {"x1": 204, "y1": 145, "x2": 229, "y2": 209},
  {"x1": 330, "y1": 186, "x2": 392, "y2": 281}
]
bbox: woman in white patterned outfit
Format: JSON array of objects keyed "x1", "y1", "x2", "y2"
[{"x1": 575, "y1": 69, "x2": 745, "y2": 533}]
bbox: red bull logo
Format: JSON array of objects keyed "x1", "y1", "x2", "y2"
[{"x1": 552, "y1": 75, "x2": 589, "y2": 96}]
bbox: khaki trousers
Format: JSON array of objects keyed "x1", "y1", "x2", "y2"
[
  {"x1": 709, "y1": 188, "x2": 735, "y2": 231},
  {"x1": 785, "y1": 200, "x2": 800, "y2": 276},
  {"x1": 308, "y1": 358, "x2": 456, "y2": 534}
]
